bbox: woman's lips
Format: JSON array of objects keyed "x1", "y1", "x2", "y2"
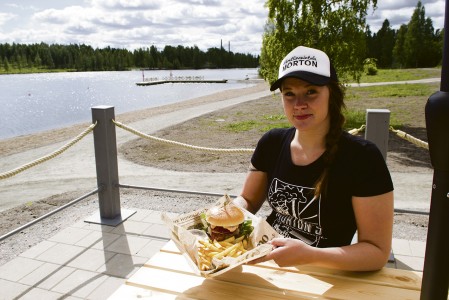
[{"x1": 294, "y1": 114, "x2": 311, "y2": 120}]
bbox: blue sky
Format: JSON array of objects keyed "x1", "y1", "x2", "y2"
[{"x1": 0, "y1": 0, "x2": 445, "y2": 55}]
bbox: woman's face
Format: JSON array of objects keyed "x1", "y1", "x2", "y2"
[{"x1": 281, "y1": 77, "x2": 330, "y2": 133}]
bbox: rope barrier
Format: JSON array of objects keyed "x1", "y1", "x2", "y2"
[
  {"x1": 340, "y1": 124, "x2": 428, "y2": 150},
  {"x1": 112, "y1": 119, "x2": 254, "y2": 153},
  {"x1": 348, "y1": 125, "x2": 366, "y2": 135},
  {"x1": 390, "y1": 126, "x2": 429, "y2": 150},
  {"x1": 0, "y1": 119, "x2": 429, "y2": 182},
  {"x1": 0, "y1": 122, "x2": 96, "y2": 180},
  {"x1": 113, "y1": 120, "x2": 430, "y2": 154}
]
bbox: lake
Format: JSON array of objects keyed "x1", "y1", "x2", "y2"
[{"x1": 0, "y1": 68, "x2": 259, "y2": 140}]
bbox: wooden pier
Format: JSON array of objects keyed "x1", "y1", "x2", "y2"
[{"x1": 136, "y1": 78, "x2": 227, "y2": 86}]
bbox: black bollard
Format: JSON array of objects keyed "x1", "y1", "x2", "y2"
[
  {"x1": 421, "y1": 1, "x2": 449, "y2": 298},
  {"x1": 422, "y1": 91, "x2": 449, "y2": 299}
]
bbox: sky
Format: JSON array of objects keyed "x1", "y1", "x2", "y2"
[{"x1": 0, "y1": 0, "x2": 445, "y2": 55}]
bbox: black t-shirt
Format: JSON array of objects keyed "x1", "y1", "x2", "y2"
[{"x1": 251, "y1": 127, "x2": 394, "y2": 248}]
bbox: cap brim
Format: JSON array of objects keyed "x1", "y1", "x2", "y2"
[{"x1": 270, "y1": 71, "x2": 330, "y2": 91}]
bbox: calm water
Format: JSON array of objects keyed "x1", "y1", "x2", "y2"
[{"x1": 0, "y1": 68, "x2": 259, "y2": 140}]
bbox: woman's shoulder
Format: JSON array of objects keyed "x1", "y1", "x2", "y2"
[
  {"x1": 256, "y1": 127, "x2": 295, "y2": 150},
  {"x1": 339, "y1": 131, "x2": 384, "y2": 158},
  {"x1": 340, "y1": 131, "x2": 376, "y2": 148},
  {"x1": 262, "y1": 127, "x2": 295, "y2": 139}
]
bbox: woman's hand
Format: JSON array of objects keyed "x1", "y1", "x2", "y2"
[{"x1": 249, "y1": 238, "x2": 316, "y2": 267}]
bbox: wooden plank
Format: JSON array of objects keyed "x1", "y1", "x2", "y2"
[
  {"x1": 256, "y1": 262, "x2": 422, "y2": 291},
  {"x1": 155, "y1": 245, "x2": 422, "y2": 291},
  {"x1": 134, "y1": 252, "x2": 420, "y2": 300},
  {"x1": 108, "y1": 284, "x2": 190, "y2": 299},
  {"x1": 144, "y1": 251, "x2": 196, "y2": 274},
  {"x1": 217, "y1": 264, "x2": 420, "y2": 300},
  {"x1": 127, "y1": 266, "x2": 326, "y2": 300},
  {"x1": 136, "y1": 79, "x2": 227, "y2": 86}
]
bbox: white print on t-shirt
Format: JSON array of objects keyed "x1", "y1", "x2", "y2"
[{"x1": 268, "y1": 178, "x2": 323, "y2": 246}]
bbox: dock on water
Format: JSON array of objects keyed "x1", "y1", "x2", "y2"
[{"x1": 136, "y1": 75, "x2": 227, "y2": 86}]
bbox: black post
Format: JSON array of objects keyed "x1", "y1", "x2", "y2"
[{"x1": 421, "y1": 0, "x2": 449, "y2": 298}]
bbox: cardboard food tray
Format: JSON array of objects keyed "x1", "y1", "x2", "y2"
[{"x1": 161, "y1": 194, "x2": 281, "y2": 277}]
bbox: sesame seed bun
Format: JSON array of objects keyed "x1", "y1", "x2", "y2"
[{"x1": 206, "y1": 203, "x2": 244, "y2": 227}]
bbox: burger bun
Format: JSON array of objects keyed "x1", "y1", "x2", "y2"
[{"x1": 206, "y1": 203, "x2": 244, "y2": 227}]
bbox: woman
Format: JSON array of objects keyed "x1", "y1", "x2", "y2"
[{"x1": 234, "y1": 46, "x2": 394, "y2": 271}]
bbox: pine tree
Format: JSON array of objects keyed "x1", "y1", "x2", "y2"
[
  {"x1": 403, "y1": 1, "x2": 438, "y2": 68},
  {"x1": 376, "y1": 19, "x2": 396, "y2": 68},
  {"x1": 392, "y1": 25, "x2": 408, "y2": 68}
]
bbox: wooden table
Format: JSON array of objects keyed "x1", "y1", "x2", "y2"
[{"x1": 109, "y1": 240, "x2": 425, "y2": 300}]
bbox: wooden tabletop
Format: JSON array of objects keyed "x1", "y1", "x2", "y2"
[{"x1": 109, "y1": 240, "x2": 425, "y2": 300}]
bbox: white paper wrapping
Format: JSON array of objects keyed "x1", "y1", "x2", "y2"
[{"x1": 161, "y1": 194, "x2": 281, "y2": 277}]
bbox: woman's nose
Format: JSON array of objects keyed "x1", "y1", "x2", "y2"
[{"x1": 294, "y1": 96, "x2": 307, "y2": 107}]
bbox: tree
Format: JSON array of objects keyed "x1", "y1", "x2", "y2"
[
  {"x1": 3, "y1": 57, "x2": 10, "y2": 72},
  {"x1": 403, "y1": 1, "x2": 439, "y2": 68},
  {"x1": 392, "y1": 24, "x2": 407, "y2": 68},
  {"x1": 404, "y1": 1, "x2": 426, "y2": 67},
  {"x1": 435, "y1": 28, "x2": 445, "y2": 66},
  {"x1": 260, "y1": 0, "x2": 377, "y2": 84},
  {"x1": 34, "y1": 52, "x2": 42, "y2": 67},
  {"x1": 376, "y1": 19, "x2": 396, "y2": 68},
  {"x1": 365, "y1": 25, "x2": 376, "y2": 60},
  {"x1": 0, "y1": 41, "x2": 258, "y2": 73}
]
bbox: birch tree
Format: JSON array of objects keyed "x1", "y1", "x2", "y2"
[{"x1": 260, "y1": 0, "x2": 377, "y2": 84}]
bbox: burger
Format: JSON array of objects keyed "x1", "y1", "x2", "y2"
[{"x1": 203, "y1": 202, "x2": 252, "y2": 241}]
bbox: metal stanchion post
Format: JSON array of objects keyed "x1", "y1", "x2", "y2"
[
  {"x1": 365, "y1": 109, "x2": 390, "y2": 160},
  {"x1": 421, "y1": 0, "x2": 449, "y2": 298},
  {"x1": 85, "y1": 105, "x2": 135, "y2": 226}
]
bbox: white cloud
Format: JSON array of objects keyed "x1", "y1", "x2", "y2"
[
  {"x1": 5, "y1": 3, "x2": 39, "y2": 11},
  {"x1": 368, "y1": 0, "x2": 445, "y2": 31},
  {"x1": 90, "y1": 0, "x2": 160, "y2": 10},
  {"x1": 0, "y1": 12, "x2": 16, "y2": 26},
  {"x1": 33, "y1": 8, "x2": 74, "y2": 24},
  {"x1": 0, "y1": 0, "x2": 444, "y2": 55}
]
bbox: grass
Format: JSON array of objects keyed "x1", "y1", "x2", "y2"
[
  {"x1": 0, "y1": 67, "x2": 76, "y2": 75},
  {"x1": 221, "y1": 68, "x2": 440, "y2": 134},
  {"x1": 225, "y1": 115, "x2": 291, "y2": 133},
  {"x1": 226, "y1": 120, "x2": 259, "y2": 132},
  {"x1": 357, "y1": 68, "x2": 441, "y2": 83},
  {"x1": 344, "y1": 110, "x2": 366, "y2": 130},
  {"x1": 223, "y1": 109, "x2": 394, "y2": 133},
  {"x1": 345, "y1": 83, "x2": 434, "y2": 100}
]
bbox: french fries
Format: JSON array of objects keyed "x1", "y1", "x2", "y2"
[{"x1": 196, "y1": 236, "x2": 250, "y2": 271}]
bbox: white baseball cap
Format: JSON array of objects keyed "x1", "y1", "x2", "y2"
[{"x1": 270, "y1": 46, "x2": 338, "y2": 91}]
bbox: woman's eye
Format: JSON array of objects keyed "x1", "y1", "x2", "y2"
[{"x1": 306, "y1": 89, "x2": 317, "y2": 95}]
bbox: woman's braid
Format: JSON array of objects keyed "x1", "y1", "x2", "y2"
[{"x1": 314, "y1": 81, "x2": 346, "y2": 198}]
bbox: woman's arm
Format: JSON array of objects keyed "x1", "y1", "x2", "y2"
[
  {"x1": 348, "y1": 190, "x2": 394, "y2": 270},
  {"x1": 251, "y1": 191, "x2": 394, "y2": 271},
  {"x1": 233, "y1": 164, "x2": 268, "y2": 214}
]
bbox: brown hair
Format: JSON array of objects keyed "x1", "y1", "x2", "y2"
[{"x1": 313, "y1": 80, "x2": 346, "y2": 199}]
